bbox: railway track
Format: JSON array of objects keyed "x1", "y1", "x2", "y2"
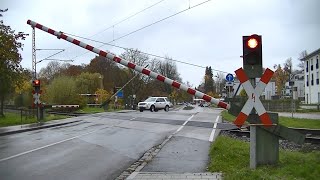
[
  {"x1": 46, "y1": 111, "x2": 88, "y2": 117},
  {"x1": 227, "y1": 128, "x2": 320, "y2": 144}
]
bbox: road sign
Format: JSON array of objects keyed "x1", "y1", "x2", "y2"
[
  {"x1": 32, "y1": 90, "x2": 42, "y2": 107},
  {"x1": 234, "y1": 68, "x2": 274, "y2": 127},
  {"x1": 226, "y1": 82, "x2": 234, "y2": 86},
  {"x1": 116, "y1": 90, "x2": 123, "y2": 98},
  {"x1": 226, "y1": 73, "x2": 234, "y2": 82}
]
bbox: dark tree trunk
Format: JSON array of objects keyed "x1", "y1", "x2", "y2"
[{"x1": 0, "y1": 94, "x2": 4, "y2": 117}]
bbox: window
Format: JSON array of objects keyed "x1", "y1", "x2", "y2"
[
  {"x1": 311, "y1": 74, "x2": 314, "y2": 86},
  {"x1": 306, "y1": 75, "x2": 309, "y2": 86},
  {"x1": 306, "y1": 60, "x2": 309, "y2": 72},
  {"x1": 311, "y1": 59, "x2": 314, "y2": 71},
  {"x1": 157, "y1": 98, "x2": 165, "y2": 102},
  {"x1": 317, "y1": 72, "x2": 319, "y2": 85},
  {"x1": 317, "y1": 56, "x2": 319, "y2": 69}
]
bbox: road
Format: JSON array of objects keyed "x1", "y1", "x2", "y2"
[{"x1": 0, "y1": 106, "x2": 222, "y2": 180}]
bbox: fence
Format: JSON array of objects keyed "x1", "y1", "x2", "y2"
[{"x1": 262, "y1": 100, "x2": 299, "y2": 112}]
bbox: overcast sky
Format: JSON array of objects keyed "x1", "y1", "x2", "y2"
[{"x1": 2, "y1": 0, "x2": 320, "y2": 86}]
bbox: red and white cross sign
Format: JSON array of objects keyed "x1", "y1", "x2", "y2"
[
  {"x1": 234, "y1": 68, "x2": 274, "y2": 127},
  {"x1": 32, "y1": 90, "x2": 42, "y2": 107}
]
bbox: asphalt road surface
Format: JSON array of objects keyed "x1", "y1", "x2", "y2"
[{"x1": 0, "y1": 105, "x2": 222, "y2": 180}]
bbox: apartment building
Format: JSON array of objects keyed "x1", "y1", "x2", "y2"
[{"x1": 302, "y1": 48, "x2": 320, "y2": 104}]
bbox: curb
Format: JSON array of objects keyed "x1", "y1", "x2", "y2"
[{"x1": 0, "y1": 120, "x2": 83, "y2": 136}]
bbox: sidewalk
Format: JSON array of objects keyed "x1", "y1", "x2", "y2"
[
  {"x1": 277, "y1": 112, "x2": 320, "y2": 120},
  {"x1": 0, "y1": 117, "x2": 83, "y2": 136}
]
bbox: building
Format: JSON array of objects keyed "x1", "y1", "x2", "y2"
[
  {"x1": 282, "y1": 73, "x2": 305, "y2": 100},
  {"x1": 302, "y1": 48, "x2": 320, "y2": 104},
  {"x1": 292, "y1": 73, "x2": 305, "y2": 101}
]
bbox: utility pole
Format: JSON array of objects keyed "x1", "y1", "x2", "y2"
[{"x1": 32, "y1": 27, "x2": 37, "y2": 80}]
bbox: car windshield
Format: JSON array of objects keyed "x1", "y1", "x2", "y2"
[{"x1": 144, "y1": 97, "x2": 157, "y2": 102}]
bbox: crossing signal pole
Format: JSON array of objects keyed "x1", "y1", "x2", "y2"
[
  {"x1": 242, "y1": 34, "x2": 279, "y2": 169},
  {"x1": 242, "y1": 34, "x2": 262, "y2": 78},
  {"x1": 32, "y1": 79, "x2": 42, "y2": 121}
]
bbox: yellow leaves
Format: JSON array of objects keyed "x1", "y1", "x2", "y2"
[
  {"x1": 15, "y1": 80, "x2": 32, "y2": 94},
  {"x1": 95, "y1": 88, "x2": 111, "y2": 104}
]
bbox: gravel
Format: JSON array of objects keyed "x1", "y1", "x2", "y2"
[{"x1": 220, "y1": 130, "x2": 320, "y2": 152}]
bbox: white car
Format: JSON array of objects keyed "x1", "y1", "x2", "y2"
[{"x1": 138, "y1": 97, "x2": 173, "y2": 112}]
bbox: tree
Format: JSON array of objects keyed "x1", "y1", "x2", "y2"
[
  {"x1": 273, "y1": 64, "x2": 289, "y2": 96},
  {"x1": 75, "y1": 72, "x2": 102, "y2": 94},
  {"x1": 38, "y1": 61, "x2": 64, "y2": 81},
  {"x1": 297, "y1": 50, "x2": 307, "y2": 70},
  {"x1": 284, "y1": 58, "x2": 293, "y2": 75},
  {"x1": 60, "y1": 64, "x2": 85, "y2": 76},
  {"x1": 119, "y1": 49, "x2": 150, "y2": 100},
  {"x1": 239, "y1": 89, "x2": 247, "y2": 97},
  {"x1": 14, "y1": 69, "x2": 33, "y2": 107},
  {"x1": 46, "y1": 76, "x2": 82, "y2": 105},
  {"x1": 215, "y1": 72, "x2": 225, "y2": 94},
  {"x1": 0, "y1": 9, "x2": 28, "y2": 117},
  {"x1": 95, "y1": 88, "x2": 110, "y2": 104},
  {"x1": 204, "y1": 66, "x2": 214, "y2": 93},
  {"x1": 86, "y1": 56, "x2": 119, "y2": 91}
]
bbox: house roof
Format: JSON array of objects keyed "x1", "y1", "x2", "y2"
[{"x1": 301, "y1": 48, "x2": 320, "y2": 61}]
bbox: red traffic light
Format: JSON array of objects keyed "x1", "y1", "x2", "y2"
[
  {"x1": 33, "y1": 79, "x2": 40, "y2": 87},
  {"x1": 247, "y1": 38, "x2": 258, "y2": 48},
  {"x1": 246, "y1": 34, "x2": 260, "y2": 49}
]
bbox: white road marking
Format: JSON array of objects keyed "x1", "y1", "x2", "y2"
[
  {"x1": 0, "y1": 127, "x2": 107, "y2": 162},
  {"x1": 209, "y1": 116, "x2": 220, "y2": 142},
  {"x1": 174, "y1": 114, "x2": 194, "y2": 134},
  {"x1": 130, "y1": 117, "x2": 137, "y2": 121}
]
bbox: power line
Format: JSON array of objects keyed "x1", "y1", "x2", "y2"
[
  {"x1": 39, "y1": 0, "x2": 166, "y2": 61},
  {"x1": 91, "y1": 0, "x2": 166, "y2": 37},
  {"x1": 64, "y1": 32, "x2": 230, "y2": 74},
  {"x1": 69, "y1": 0, "x2": 213, "y2": 61}
]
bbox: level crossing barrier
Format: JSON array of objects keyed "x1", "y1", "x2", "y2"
[{"x1": 27, "y1": 20, "x2": 230, "y2": 110}]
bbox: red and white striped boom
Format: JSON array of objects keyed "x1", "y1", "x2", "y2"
[{"x1": 27, "y1": 20, "x2": 230, "y2": 110}]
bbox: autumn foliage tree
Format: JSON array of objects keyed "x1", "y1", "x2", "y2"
[
  {"x1": 0, "y1": 9, "x2": 28, "y2": 117},
  {"x1": 273, "y1": 64, "x2": 289, "y2": 96}
]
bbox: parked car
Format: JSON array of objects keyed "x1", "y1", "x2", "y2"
[{"x1": 138, "y1": 97, "x2": 173, "y2": 112}]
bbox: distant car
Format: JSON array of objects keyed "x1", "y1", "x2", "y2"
[
  {"x1": 138, "y1": 97, "x2": 173, "y2": 112},
  {"x1": 203, "y1": 103, "x2": 209, "y2": 107},
  {"x1": 199, "y1": 102, "x2": 210, "y2": 107}
]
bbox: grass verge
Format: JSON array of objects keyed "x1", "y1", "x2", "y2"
[
  {"x1": 209, "y1": 135, "x2": 320, "y2": 179},
  {"x1": 0, "y1": 112, "x2": 67, "y2": 127},
  {"x1": 77, "y1": 106, "x2": 105, "y2": 113},
  {"x1": 221, "y1": 110, "x2": 320, "y2": 129}
]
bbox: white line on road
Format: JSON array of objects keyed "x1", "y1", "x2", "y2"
[
  {"x1": 130, "y1": 117, "x2": 137, "y2": 121},
  {"x1": 209, "y1": 115, "x2": 220, "y2": 142},
  {"x1": 0, "y1": 127, "x2": 107, "y2": 162},
  {"x1": 174, "y1": 114, "x2": 194, "y2": 134}
]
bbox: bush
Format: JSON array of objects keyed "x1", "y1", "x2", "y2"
[{"x1": 46, "y1": 76, "x2": 79, "y2": 105}]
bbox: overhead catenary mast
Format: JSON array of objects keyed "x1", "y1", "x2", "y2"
[{"x1": 27, "y1": 19, "x2": 230, "y2": 110}]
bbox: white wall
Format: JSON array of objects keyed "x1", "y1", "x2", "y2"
[{"x1": 304, "y1": 52, "x2": 320, "y2": 104}]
